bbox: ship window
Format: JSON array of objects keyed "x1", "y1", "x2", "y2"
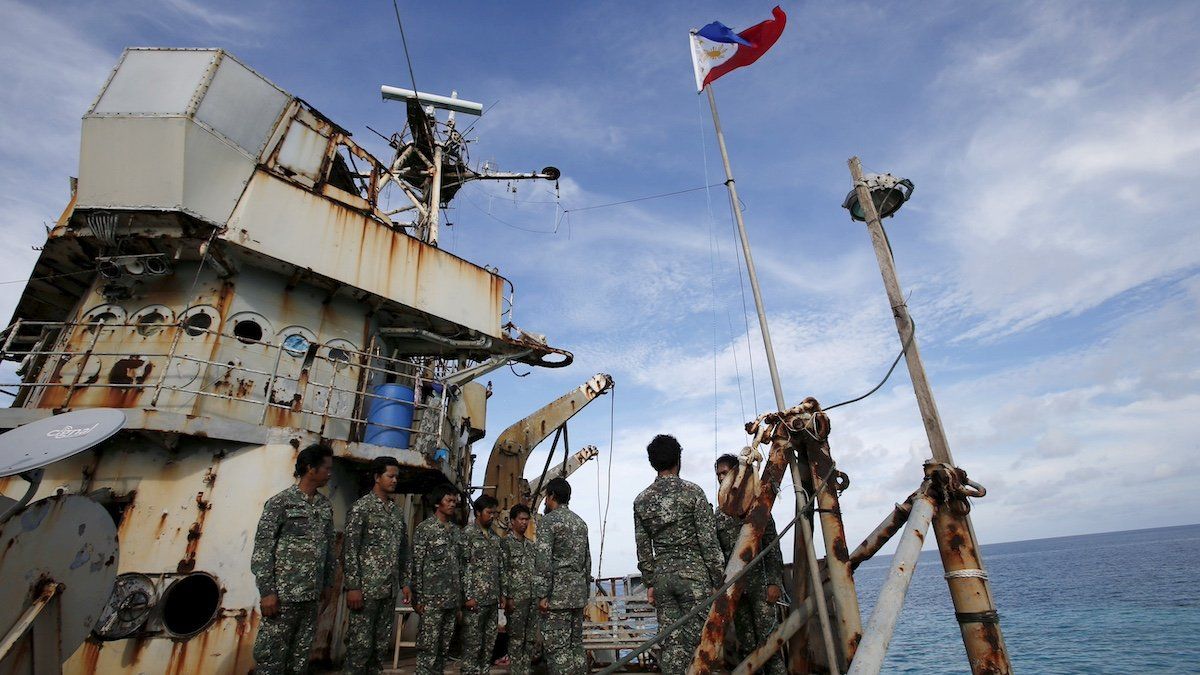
[
  {"x1": 184, "y1": 312, "x2": 213, "y2": 336},
  {"x1": 136, "y1": 310, "x2": 167, "y2": 336},
  {"x1": 282, "y1": 334, "x2": 311, "y2": 357},
  {"x1": 328, "y1": 347, "x2": 350, "y2": 364},
  {"x1": 160, "y1": 573, "x2": 222, "y2": 637},
  {"x1": 234, "y1": 319, "x2": 263, "y2": 344}
]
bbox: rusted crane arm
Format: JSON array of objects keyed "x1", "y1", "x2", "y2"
[{"x1": 483, "y1": 373, "x2": 612, "y2": 518}]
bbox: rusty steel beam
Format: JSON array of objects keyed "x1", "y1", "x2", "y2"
[
  {"x1": 847, "y1": 493, "x2": 936, "y2": 675},
  {"x1": 802, "y1": 428, "x2": 863, "y2": 668},
  {"x1": 850, "y1": 494, "x2": 916, "y2": 571},
  {"x1": 689, "y1": 411, "x2": 793, "y2": 672},
  {"x1": 733, "y1": 599, "x2": 813, "y2": 675}
]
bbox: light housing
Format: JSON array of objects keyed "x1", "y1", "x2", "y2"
[{"x1": 842, "y1": 173, "x2": 914, "y2": 222}]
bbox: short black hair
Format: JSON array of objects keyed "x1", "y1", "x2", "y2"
[
  {"x1": 715, "y1": 453, "x2": 739, "y2": 471},
  {"x1": 509, "y1": 503, "x2": 531, "y2": 520},
  {"x1": 544, "y1": 477, "x2": 571, "y2": 505},
  {"x1": 371, "y1": 455, "x2": 401, "y2": 477},
  {"x1": 647, "y1": 434, "x2": 682, "y2": 472},
  {"x1": 295, "y1": 443, "x2": 333, "y2": 477},
  {"x1": 473, "y1": 494, "x2": 499, "y2": 514},
  {"x1": 426, "y1": 483, "x2": 457, "y2": 507}
]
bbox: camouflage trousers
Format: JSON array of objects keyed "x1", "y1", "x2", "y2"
[
  {"x1": 460, "y1": 602, "x2": 499, "y2": 675},
  {"x1": 654, "y1": 575, "x2": 710, "y2": 675},
  {"x1": 542, "y1": 608, "x2": 586, "y2": 675},
  {"x1": 414, "y1": 606, "x2": 457, "y2": 675},
  {"x1": 252, "y1": 600, "x2": 318, "y2": 675},
  {"x1": 343, "y1": 597, "x2": 396, "y2": 675},
  {"x1": 733, "y1": 590, "x2": 784, "y2": 675},
  {"x1": 506, "y1": 599, "x2": 538, "y2": 675}
]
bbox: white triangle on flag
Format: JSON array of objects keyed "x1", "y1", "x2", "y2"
[{"x1": 690, "y1": 32, "x2": 737, "y2": 93}]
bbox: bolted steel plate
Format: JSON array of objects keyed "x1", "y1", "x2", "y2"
[
  {"x1": 0, "y1": 408, "x2": 125, "y2": 477},
  {"x1": 0, "y1": 494, "x2": 119, "y2": 668}
]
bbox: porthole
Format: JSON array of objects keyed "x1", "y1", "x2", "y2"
[
  {"x1": 233, "y1": 319, "x2": 263, "y2": 344},
  {"x1": 130, "y1": 305, "x2": 174, "y2": 337},
  {"x1": 324, "y1": 339, "x2": 358, "y2": 368},
  {"x1": 82, "y1": 304, "x2": 126, "y2": 333},
  {"x1": 185, "y1": 312, "x2": 212, "y2": 336},
  {"x1": 159, "y1": 572, "x2": 222, "y2": 638},
  {"x1": 282, "y1": 334, "x2": 311, "y2": 357}
]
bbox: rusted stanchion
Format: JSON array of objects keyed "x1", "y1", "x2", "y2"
[
  {"x1": 691, "y1": 404, "x2": 838, "y2": 673},
  {"x1": 800, "y1": 413, "x2": 863, "y2": 668},
  {"x1": 847, "y1": 491, "x2": 936, "y2": 675},
  {"x1": 848, "y1": 156, "x2": 1012, "y2": 674},
  {"x1": 850, "y1": 494, "x2": 916, "y2": 570}
]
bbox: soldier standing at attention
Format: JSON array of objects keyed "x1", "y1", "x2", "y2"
[
  {"x1": 407, "y1": 484, "x2": 464, "y2": 675},
  {"x1": 534, "y1": 477, "x2": 591, "y2": 675},
  {"x1": 633, "y1": 434, "x2": 725, "y2": 674},
  {"x1": 342, "y1": 456, "x2": 410, "y2": 675},
  {"x1": 251, "y1": 443, "x2": 336, "y2": 675},
  {"x1": 502, "y1": 503, "x2": 537, "y2": 675},
  {"x1": 461, "y1": 494, "x2": 505, "y2": 675},
  {"x1": 713, "y1": 454, "x2": 785, "y2": 675}
]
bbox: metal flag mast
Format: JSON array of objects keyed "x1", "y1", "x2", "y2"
[{"x1": 702, "y1": 82, "x2": 843, "y2": 671}]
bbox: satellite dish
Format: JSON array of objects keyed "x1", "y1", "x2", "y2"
[{"x1": 0, "y1": 408, "x2": 126, "y2": 477}]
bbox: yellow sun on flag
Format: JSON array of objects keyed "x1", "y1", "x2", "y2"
[{"x1": 704, "y1": 45, "x2": 729, "y2": 59}]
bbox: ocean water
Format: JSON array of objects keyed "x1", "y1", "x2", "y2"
[{"x1": 852, "y1": 523, "x2": 1200, "y2": 674}]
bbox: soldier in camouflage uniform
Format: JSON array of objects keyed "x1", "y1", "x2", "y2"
[
  {"x1": 502, "y1": 503, "x2": 537, "y2": 675},
  {"x1": 633, "y1": 434, "x2": 725, "y2": 675},
  {"x1": 407, "y1": 484, "x2": 464, "y2": 675},
  {"x1": 342, "y1": 456, "x2": 410, "y2": 675},
  {"x1": 461, "y1": 494, "x2": 505, "y2": 675},
  {"x1": 251, "y1": 444, "x2": 336, "y2": 675},
  {"x1": 714, "y1": 454, "x2": 785, "y2": 675},
  {"x1": 535, "y1": 477, "x2": 591, "y2": 675}
]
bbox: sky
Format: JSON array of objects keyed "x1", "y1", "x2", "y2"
[{"x1": 1, "y1": 0, "x2": 1198, "y2": 578}]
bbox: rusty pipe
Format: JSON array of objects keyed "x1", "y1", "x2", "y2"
[
  {"x1": 850, "y1": 495, "x2": 917, "y2": 571},
  {"x1": 805, "y1": 437, "x2": 863, "y2": 667},
  {"x1": 690, "y1": 418, "x2": 794, "y2": 671},
  {"x1": 847, "y1": 493, "x2": 936, "y2": 675}
]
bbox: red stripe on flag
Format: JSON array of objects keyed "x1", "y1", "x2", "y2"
[{"x1": 703, "y1": 6, "x2": 787, "y2": 88}]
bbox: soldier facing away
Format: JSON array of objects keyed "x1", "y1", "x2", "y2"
[
  {"x1": 342, "y1": 456, "x2": 411, "y2": 675},
  {"x1": 502, "y1": 503, "x2": 538, "y2": 675},
  {"x1": 461, "y1": 494, "x2": 505, "y2": 675},
  {"x1": 633, "y1": 434, "x2": 725, "y2": 675},
  {"x1": 714, "y1": 453, "x2": 785, "y2": 675},
  {"x1": 534, "y1": 477, "x2": 592, "y2": 675},
  {"x1": 407, "y1": 484, "x2": 464, "y2": 675},
  {"x1": 251, "y1": 443, "x2": 336, "y2": 675}
]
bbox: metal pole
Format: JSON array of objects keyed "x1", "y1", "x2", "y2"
[
  {"x1": 706, "y1": 83, "x2": 839, "y2": 671},
  {"x1": 848, "y1": 156, "x2": 1012, "y2": 674},
  {"x1": 427, "y1": 143, "x2": 443, "y2": 246},
  {"x1": 805, "y1": 436, "x2": 863, "y2": 667},
  {"x1": 847, "y1": 493, "x2": 936, "y2": 675}
]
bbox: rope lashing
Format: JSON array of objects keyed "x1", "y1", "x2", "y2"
[{"x1": 945, "y1": 568, "x2": 989, "y2": 580}]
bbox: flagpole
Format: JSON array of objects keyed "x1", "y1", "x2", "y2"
[{"x1": 703, "y1": 82, "x2": 840, "y2": 671}]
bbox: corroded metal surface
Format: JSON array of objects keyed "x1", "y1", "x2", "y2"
[{"x1": 690, "y1": 405, "x2": 803, "y2": 672}]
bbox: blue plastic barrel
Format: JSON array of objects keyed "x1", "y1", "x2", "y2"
[{"x1": 363, "y1": 384, "x2": 415, "y2": 449}]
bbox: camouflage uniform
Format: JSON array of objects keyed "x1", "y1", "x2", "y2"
[
  {"x1": 461, "y1": 522, "x2": 505, "y2": 675},
  {"x1": 250, "y1": 484, "x2": 335, "y2": 675},
  {"x1": 633, "y1": 476, "x2": 725, "y2": 675},
  {"x1": 407, "y1": 515, "x2": 464, "y2": 675},
  {"x1": 534, "y1": 505, "x2": 592, "y2": 675},
  {"x1": 715, "y1": 508, "x2": 785, "y2": 675},
  {"x1": 501, "y1": 531, "x2": 538, "y2": 675},
  {"x1": 342, "y1": 492, "x2": 409, "y2": 675}
]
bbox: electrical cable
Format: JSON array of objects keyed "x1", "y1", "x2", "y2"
[
  {"x1": 824, "y1": 317, "x2": 916, "y2": 412},
  {"x1": 596, "y1": 384, "x2": 615, "y2": 577}
]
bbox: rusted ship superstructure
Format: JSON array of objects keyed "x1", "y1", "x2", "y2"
[{"x1": 0, "y1": 47, "x2": 570, "y2": 673}]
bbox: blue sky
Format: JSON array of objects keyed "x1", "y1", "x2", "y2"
[{"x1": 2, "y1": 0, "x2": 1198, "y2": 576}]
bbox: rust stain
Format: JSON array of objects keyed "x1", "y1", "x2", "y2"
[
  {"x1": 80, "y1": 639, "x2": 102, "y2": 673},
  {"x1": 832, "y1": 534, "x2": 850, "y2": 563}
]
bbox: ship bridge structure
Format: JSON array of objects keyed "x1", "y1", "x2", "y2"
[{"x1": 0, "y1": 48, "x2": 568, "y2": 674}]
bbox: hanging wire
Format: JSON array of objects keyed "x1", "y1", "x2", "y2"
[
  {"x1": 596, "y1": 384, "x2": 616, "y2": 578},
  {"x1": 824, "y1": 317, "x2": 917, "y2": 411},
  {"x1": 0, "y1": 268, "x2": 94, "y2": 286}
]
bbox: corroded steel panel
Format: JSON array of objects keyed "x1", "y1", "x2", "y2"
[{"x1": 226, "y1": 171, "x2": 506, "y2": 338}]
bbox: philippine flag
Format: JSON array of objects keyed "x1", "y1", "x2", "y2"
[{"x1": 690, "y1": 6, "x2": 787, "y2": 92}]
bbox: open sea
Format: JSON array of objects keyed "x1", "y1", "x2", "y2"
[{"x1": 853, "y1": 523, "x2": 1200, "y2": 673}]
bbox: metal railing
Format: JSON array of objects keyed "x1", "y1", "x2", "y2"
[{"x1": 0, "y1": 319, "x2": 450, "y2": 451}]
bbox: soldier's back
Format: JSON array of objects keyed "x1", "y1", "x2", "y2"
[{"x1": 633, "y1": 476, "x2": 714, "y2": 579}]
